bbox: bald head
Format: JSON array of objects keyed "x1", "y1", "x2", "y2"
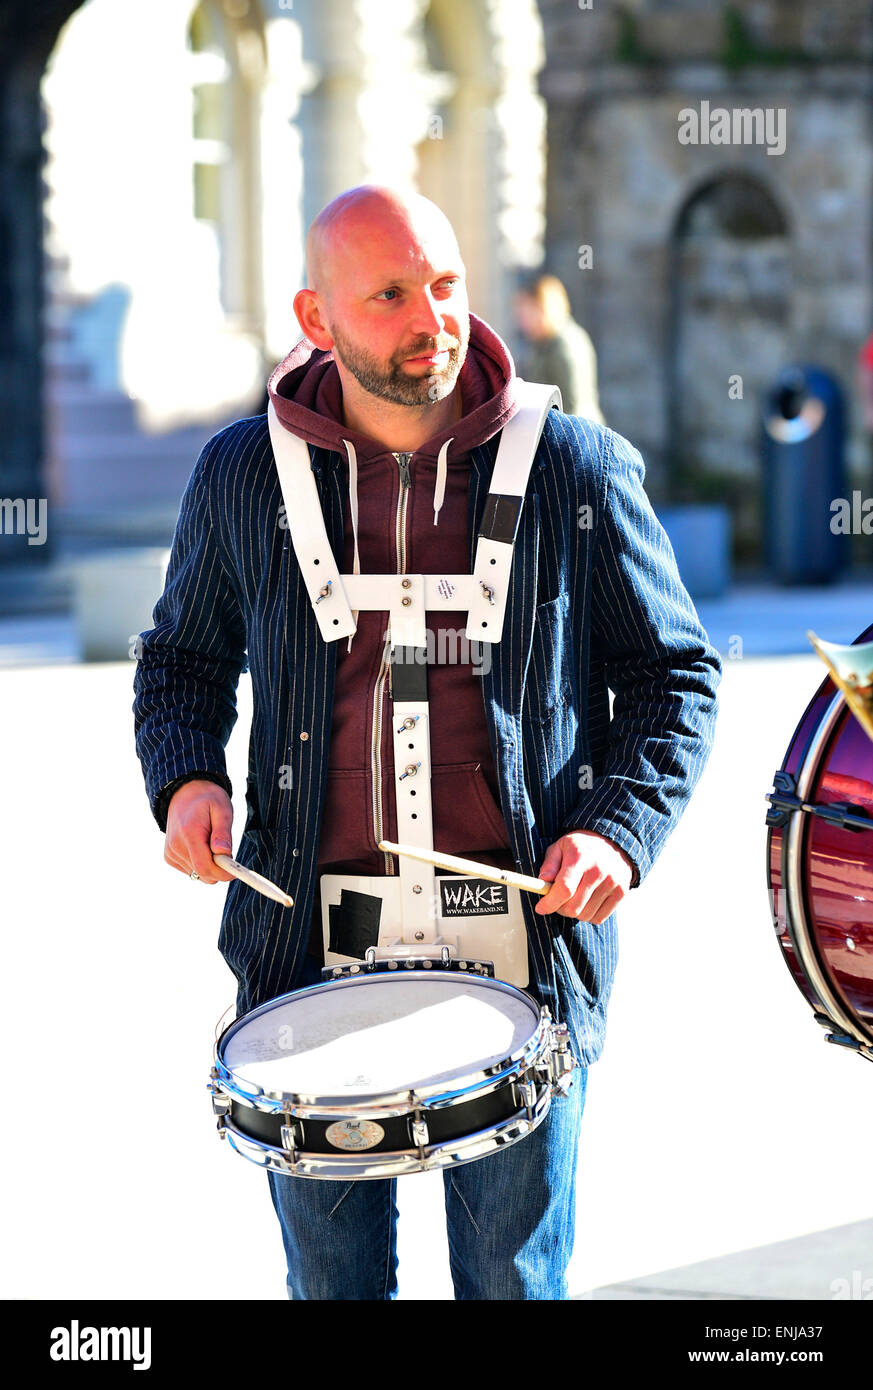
[
  {"x1": 305, "y1": 184, "x2": 464, "y2": 309},
  {"x1": 294, "y1": 183, "x2": 470, "y2": 418}
]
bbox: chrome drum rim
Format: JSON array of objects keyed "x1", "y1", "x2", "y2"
[{"x1": 213, "y1": 969, "x2": 551, "y2": 1118}]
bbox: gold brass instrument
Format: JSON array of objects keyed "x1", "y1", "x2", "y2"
[{"x1": 807, "y1": 630, "x2": 873, "y2": 744}]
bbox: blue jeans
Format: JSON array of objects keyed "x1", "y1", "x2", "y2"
[{"x1": 266, "y1": 955, "x2": 588, "y2": 1300}]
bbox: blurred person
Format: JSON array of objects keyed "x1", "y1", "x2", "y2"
[
  {"x1": 133, "y1": 184, "x2": 720, "y2": 1301},
  {"x1": 514, "y1": 273, "x2": 605, "y2": 424}
]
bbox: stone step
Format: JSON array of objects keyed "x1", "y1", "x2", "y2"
[{"x1": 46, "y1": 386, "x2": 141, "y2": 433}]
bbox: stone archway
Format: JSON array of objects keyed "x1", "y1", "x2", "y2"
[
  {"x1": 667, "y1": 171, "x2": 791, "y2": 556},
  {"x1": 0, "y1": 0, "x2": 85, "y2": 568}
]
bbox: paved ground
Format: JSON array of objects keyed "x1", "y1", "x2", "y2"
[
  {"x1": 1, "y1": 581, "x2": 872, "y2": 1300},
  {"x1": 585, "y1": 1220, "x2": 873, "y2": 1300}
]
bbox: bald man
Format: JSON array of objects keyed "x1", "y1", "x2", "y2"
[{"x1": 133, "y1": 184, "x2": 721, "y2": 1300}]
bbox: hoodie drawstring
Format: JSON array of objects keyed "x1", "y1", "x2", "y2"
[{"x1": 433, "y1": 438, "x2": 452, "y2": 526}]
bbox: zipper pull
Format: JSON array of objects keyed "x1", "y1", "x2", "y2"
[{"x1": 393, "y1": 451, "x2": 413, "y2": 490}]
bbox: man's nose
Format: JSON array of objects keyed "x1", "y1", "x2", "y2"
[{"x1": 407, "y1": 290, "x2": 446, "y2": 339}]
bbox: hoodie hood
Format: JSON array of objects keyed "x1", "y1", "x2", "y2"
[
  {"x1": 269, "y1": 312, "x2": 517, "y2": 642},
  {"x1": 267, "y1": 309, "x2": 519, "y2": 480},
  {"x1": 268, "y1": 312, "x2": 520, "y2": 645}
]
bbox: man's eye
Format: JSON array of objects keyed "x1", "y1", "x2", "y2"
[{"x1": 375, "y1": 288, "x2": 399, "y2": 301}]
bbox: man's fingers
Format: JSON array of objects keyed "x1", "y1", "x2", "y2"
[
  {"x1": 165, "y1": 832, "x2": 234, "y2": 884},
  {"x1": 183, "y1": 834, "x2": 235, "y2": 884},
  {"x1": 164, "y1": 782, "x2": 236, "y2": 884},
  {"x1": 534, "y1": 831, "x2": 633, "y2": 920},
  {"x1": 536, "y1": 861, "x2": 598, "y2": 916},
  {"x1": 575, "y1": 879, "x2": 618, "y2": 923},
  {"x1": 206, "y1": 811, "x2": 235, "y2": 882},
  {"x1": 537, "y1": 842, "x2": 564, "y2": 884},
  {"x1": 587, "y1": 887, "x2": 624, "y2": 924}
]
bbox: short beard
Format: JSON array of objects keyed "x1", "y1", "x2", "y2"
[{"x1": 329, "y1": 321, "x2": 468, "y2": 406}]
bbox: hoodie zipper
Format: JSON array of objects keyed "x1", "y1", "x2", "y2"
[{"x1": 371, "y1": 450, "x2": 415, "y2": 873}]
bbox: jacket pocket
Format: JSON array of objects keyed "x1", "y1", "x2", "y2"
[
  {"x1": 314, "y1": 765, "x2": 512, "y2": 863},
  {"x1": 318, "y1": 768, "x2": 369, "y2": 863},
  {"x1": 244, "y1": 775, "x2": 273, "y2": 834},
  {"x1": 525, "y1": 592, "x2": 572, "y2": 726},
  {"x1": 431, "y1": 762, "x2": 511, "y2": 855}
]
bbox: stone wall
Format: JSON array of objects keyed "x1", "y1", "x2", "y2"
[{"x1": 538, "y1": 1, "x2": 873, "y2": 557}]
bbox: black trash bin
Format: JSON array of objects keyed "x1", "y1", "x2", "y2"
[{"x1": 762, "y1": 365, "x2": 850, "y2": 584}]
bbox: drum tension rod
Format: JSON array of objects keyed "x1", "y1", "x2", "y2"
[{"x1": 765, "y1": 772, "x2": 873, "y2": 833}]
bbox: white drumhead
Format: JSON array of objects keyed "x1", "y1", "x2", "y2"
[{"x1": 222, "y1": 974, "x2": 539, "y2": 1098}]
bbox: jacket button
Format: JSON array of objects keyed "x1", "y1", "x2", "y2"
[
  {"x1": 300, "y1": 731, "x2": 309, "y2": 741},
  {"x1": 292, "y1": 848, "x2": 299, "y2": 857}
]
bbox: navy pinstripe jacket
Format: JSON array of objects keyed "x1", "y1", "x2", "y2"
[{"x1": 132, "y1": 407, "x2": 721, "y2": 1066}]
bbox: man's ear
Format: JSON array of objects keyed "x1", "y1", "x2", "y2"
[{"x1": 293, "y1": 288, "x2": 334, "y2": 350}]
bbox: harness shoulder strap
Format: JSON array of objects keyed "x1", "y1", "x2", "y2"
[
  {"x1": 466, "y1": 379, "x2": 561, "y2": 642},
  {"x1": 267, "y1": 379, "x2": 562, "y2": 644},
  {"x1": 267, "y1": 400, "x2": 358, "y2": 640}
]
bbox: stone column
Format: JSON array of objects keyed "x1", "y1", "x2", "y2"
[{"x1": 0, "y1": 57, "x2": 51, "y2": 565}]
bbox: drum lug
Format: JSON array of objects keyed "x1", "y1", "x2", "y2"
[
  {"x1": 208, "y1": 1071, "x2": 232, "y2": 1120},
  {"x1": 515, "y1": 1078, "x2": 537, "y2": 1122},
  {"x1": 280, "y1": 1114, "x2": 301, "y2": 1160},
  {"x1": 409, "y1": 1109, "x2": 430, "y2": 1162},
  {"x1": 546, "y1": 1020, "x2": 577, "y2": 1093}
]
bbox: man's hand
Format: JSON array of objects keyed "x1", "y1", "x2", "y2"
[
  {"x1": 164, "y1": 780, "x2": 236, "y2": 884},
  {"x1": 535, "y1": 830, "x2": 634, "y2": 924}
]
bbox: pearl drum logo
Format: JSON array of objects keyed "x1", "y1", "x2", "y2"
[
  {"x1": 325, "y1": 1118, "x2": 385, "y2": 1151},
  {"x1": 440, "y1": 876, "x2": 509, "y2": 917}
]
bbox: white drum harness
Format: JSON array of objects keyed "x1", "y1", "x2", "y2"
[{"x1": 267, "y1": 380, "x2": 561, "y2": 988}]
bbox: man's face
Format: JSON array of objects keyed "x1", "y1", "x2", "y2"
[{"x1": 318, "y1": 223, "x2": 470, "y2": 407}]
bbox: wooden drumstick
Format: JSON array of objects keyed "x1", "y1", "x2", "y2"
[
  {"x1": 377, "y1": 839, "x2": 552, "y2": 897},
  {"x1": 212, "y1": 854, "x2": 293, "y2": 907}
]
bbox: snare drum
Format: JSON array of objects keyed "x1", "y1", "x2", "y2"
[{"x1": 209, "y1": 960, "x2": 576, "y2": 1179}]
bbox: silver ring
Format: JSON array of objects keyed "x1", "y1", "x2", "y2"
[{"x1": 190, "y1": 870, "x2": 200, "y2": 881}]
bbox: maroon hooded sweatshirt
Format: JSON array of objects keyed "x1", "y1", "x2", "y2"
[{"x1": 267, "y1": 312, "x2": 521, "y2": 959}]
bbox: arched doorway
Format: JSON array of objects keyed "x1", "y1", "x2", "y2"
[{"x1": 668, "y1": 172, "x2": 791, "y2": 559}]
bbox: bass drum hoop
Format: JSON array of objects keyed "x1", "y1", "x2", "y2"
[{"x1": 782, "y1": 689, "x2": 873, "y2": 1052}]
